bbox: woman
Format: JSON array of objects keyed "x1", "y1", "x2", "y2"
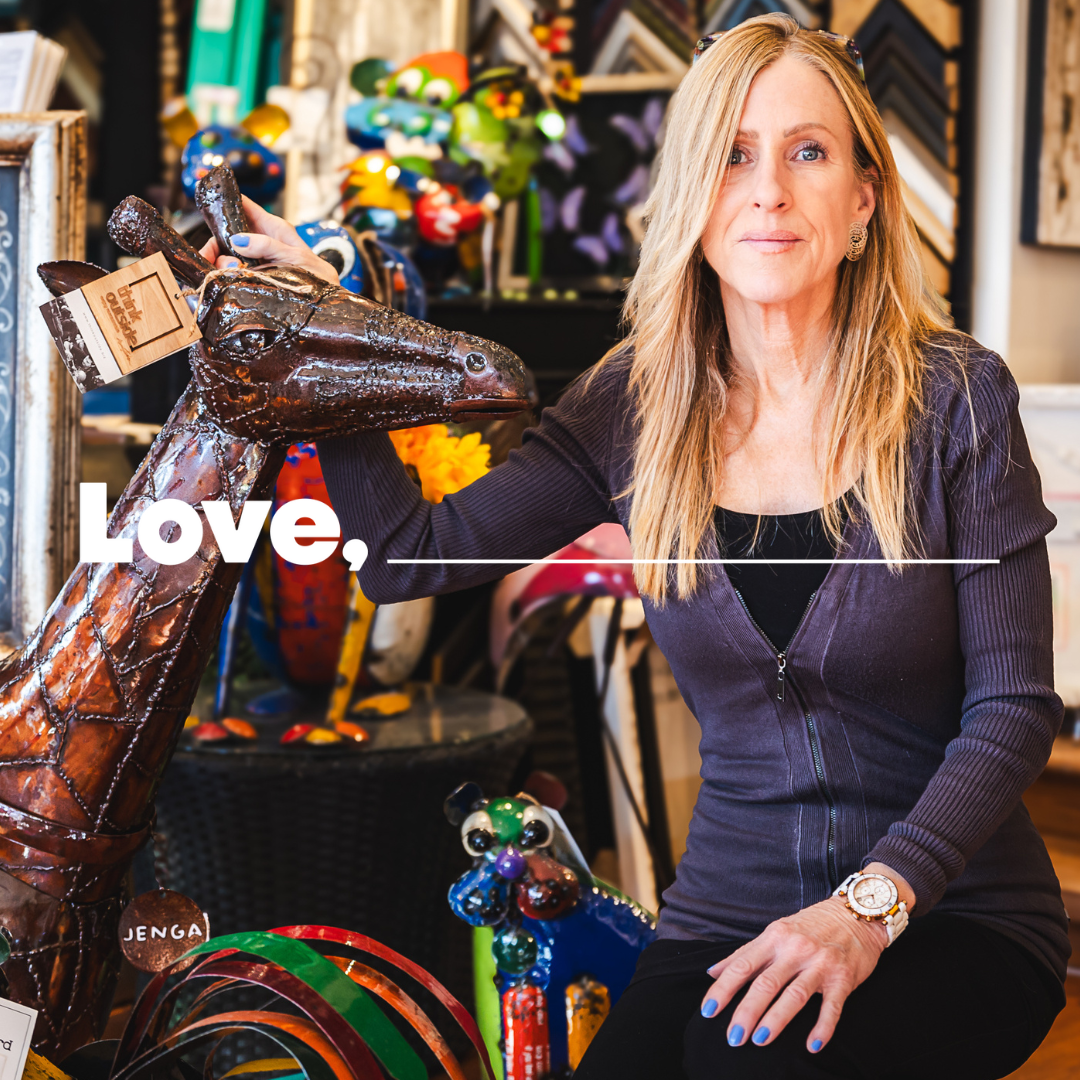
[{"x1": 205, "y1": 15, "x2": 1068, "y2": 1077}]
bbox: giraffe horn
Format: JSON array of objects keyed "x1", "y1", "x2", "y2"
[
  {"x1": 107, "y1": 195, "x2": 213, "y2": 287},
  {"x1": 194, "y1": 165, "x2": 258, "y2": 266}
]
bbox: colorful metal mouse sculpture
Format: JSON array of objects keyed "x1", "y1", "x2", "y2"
[
  {"x1": 7, "y1": 164, "x2": 529, "y2": 1057},
  {"x1": 446, "y1": 782, "x2": 656, "y2": 1077}
]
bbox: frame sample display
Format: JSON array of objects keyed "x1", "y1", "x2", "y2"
[{"x1": 0, "y1": 112, "x2": 85, "y2": 649}]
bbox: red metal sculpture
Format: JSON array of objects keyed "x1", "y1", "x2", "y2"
[{"x1": 0, "y1": 166, "x2": 529, "y2": 1057}]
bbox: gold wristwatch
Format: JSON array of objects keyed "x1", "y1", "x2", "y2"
[{"x1": 833, "y1": 871, "x2": 908, "y2": 946}]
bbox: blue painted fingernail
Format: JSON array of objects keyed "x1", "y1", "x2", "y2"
[
  {"x1": 727, "y1": 1024, "x2": 743, "y2": 1045},
  {"x1": 701, "y1": 999, "x2": 718, "y2": 1018},
  {"x1": 753, "y1": 1027, "x2": 769, "y2": 1045},
  {"x1": 223, "y1": 258, "x2": 240, "y2": 268},
  {"x1": 811, "y1": 1039, "x2": 823, "y2": 1053},
  {"x1": 232, "y1": 234, "x2": 250, "y2": 247}
]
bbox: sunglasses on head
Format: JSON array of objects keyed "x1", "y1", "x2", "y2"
[{"x1": 692, "y1": 28, "x2": 866, "y2": 83}]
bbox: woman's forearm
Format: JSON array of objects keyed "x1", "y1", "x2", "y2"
[
  {"x1": 864, "y1": 541, "x2": 1061, "y2": 912},
  {"x1": 317, "y1": 376, "x2": 622, "y2": 603}
]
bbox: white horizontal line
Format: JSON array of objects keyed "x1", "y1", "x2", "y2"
[{"x1": 386, "y1": 558, "x2": 1000, "y2": 565}]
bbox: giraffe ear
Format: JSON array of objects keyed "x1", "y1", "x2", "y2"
[
  {"x1": 108, "y1": 195, "x2": 213, "y2": 287},
  {"x1": 37, "y1": 261, "x2": 109, "y2": 297}
]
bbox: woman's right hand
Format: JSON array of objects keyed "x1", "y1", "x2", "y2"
[{"x1": 198, "y1": 195, "x2": 340, "y2": 286}]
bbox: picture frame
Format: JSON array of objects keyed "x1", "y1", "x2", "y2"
[
  {"x1": 0, "y1": 112, "x2": 85, "y2": 651},
  {"x1": 1018, "y1": 384, "x2": 1080, "y2": 706},
  {"x1": 1020, "y1": 0, "x2": 1080, "y2": 246}
]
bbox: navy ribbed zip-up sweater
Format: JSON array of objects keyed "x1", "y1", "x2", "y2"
[{"x1": 318, "y1": 340, "x2": 1070, "y2": 980}]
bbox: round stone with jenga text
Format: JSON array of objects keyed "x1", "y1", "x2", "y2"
[{"x1": 118, "y1": 889, "x2": 210, "y2": 972}]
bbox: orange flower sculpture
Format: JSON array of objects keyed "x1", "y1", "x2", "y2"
[{"x1": 389, "y1": 424, "x2": 491, "y2": 503}]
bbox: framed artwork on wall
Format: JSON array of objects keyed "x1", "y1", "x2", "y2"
[
  {"x1": 1019, "y1": 385, "x2": 1080, "y2": 706},
  {"x1": 0, "y1": 112, "x2": 85, "y2": 651},
  {"x1": 497, "y1": 84, "x2": 674, "y2": 295},
  {"x1": 1021, "y1": 0, "x2": 1080, "y2": 246}
]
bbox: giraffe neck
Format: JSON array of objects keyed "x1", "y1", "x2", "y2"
[{"x1": 0, "y1": 385, "x2": 283, "y2": 853}]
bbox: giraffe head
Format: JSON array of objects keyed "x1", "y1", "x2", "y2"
[{"x1": 39, "y1": 166, "x2": 531, "y2": 442}]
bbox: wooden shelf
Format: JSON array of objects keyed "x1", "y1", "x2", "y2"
[{"x1": 1046, "y1": 736, "x2": 1080, "y2": 777}]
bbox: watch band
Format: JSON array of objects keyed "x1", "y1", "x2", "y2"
[
  {"x1": 833, "y1": 871, "x2": 908, "y2": 946},
  {"x1": 881, "y1": 902, "x2": 908, "y2": 946}
]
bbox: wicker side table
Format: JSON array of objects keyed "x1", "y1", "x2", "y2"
[{"x1": 153, "y1": 685, "x2": 530, "y2": 1036}]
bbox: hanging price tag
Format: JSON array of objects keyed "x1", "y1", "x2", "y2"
[{"x1": 39, "y1": 252, "x2": 201, "y2": 393}]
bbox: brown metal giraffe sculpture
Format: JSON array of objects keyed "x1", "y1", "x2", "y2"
[{"x1": 0, "y1": 166, "x2": 529, "y2": 1057}]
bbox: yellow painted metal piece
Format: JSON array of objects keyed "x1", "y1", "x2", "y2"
[
  {"x1": 304, "y1": 727, "x2": 344, "y2": 745},
  {"x1": 23, "y1": 1050, "x2": 74, "y2": 1080},
  {"x1": 160, "y1": 96, "x2": 199, "y2": 148},
  {"x1": 342, "y1": 155, "x2": 415, "y2": 217},
  {"x1": 242, "y1": 103, "x2": 291, "y2": 146},
  {"x1": 326, "y1": 574, "x2": 377, "y2": 725},
  {"x1": 565, "y1": 977, "x2": 610, "y2": 1069},
  {"x1": 387, "y1": 425, "x2": 490, "y2": 504},
  {"x1": 351, "y1": 690, "x2": 412, "y2": 716},
  {"x1": 184, "y1": 715, "x2": 199, "y2": 729}
]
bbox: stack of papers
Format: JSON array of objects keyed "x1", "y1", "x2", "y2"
[{"x1": 0, "y1": 31, "x2": 67, "y2": 113}]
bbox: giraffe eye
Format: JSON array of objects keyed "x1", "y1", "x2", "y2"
[{"x1": 224, "y1": 327, "x2": 276, "y2": 353}]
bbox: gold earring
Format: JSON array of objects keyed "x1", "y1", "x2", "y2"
[{"x1": 846, "y1": 221, "x2": 868, "y2": 262}]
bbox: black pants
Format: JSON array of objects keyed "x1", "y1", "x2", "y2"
[{"x1": 574, "y1": 913, "x2": 1065, "y2": 1079}]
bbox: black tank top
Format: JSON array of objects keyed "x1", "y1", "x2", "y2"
[{"x1": 715, "y1": 504, "x2": 844, "y2": 653}]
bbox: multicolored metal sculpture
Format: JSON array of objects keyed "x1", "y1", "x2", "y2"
[
  {"x1": 445, "y1": 783, "x2": 656, "y2": 1077},
  {"x1": 345, "y1": 51, "x2": 466, "y2": 175},
  {"x1": 181, "y1": 124, "x2": 286, "y2": 204},
  {"x1": 107, "y1": 925, "x2": 496, "y2": 1080},
  {"x1": 294, "y1": 221, "x2": 367, "y2": 295},
  {"x1": 4, "y1": 163, "x2": 528, "y2": 1057}
]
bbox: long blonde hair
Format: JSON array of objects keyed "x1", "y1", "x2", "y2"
[{"x1": 612, "y1": 13, "x2": 953, "y2": 602}]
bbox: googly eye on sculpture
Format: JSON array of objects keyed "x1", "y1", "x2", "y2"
[
  {"x1": 521, "y1": 803, "x2": 555, "y2": 848},
  {"x1": 295, "y1": 220, "x2": 367, "y2": 294},
  {"x1": 461, "y1": 809, "x2": 498, "y2": 856}
]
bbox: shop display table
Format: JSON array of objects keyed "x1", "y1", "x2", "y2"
[{"x1": 153, "y1": 684, "x2": 531, "y2": 1014}]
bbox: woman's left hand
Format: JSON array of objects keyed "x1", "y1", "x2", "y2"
[
  {"x1": 700, "y1": 863, "x2": 913, "y2": 1054},
  {"x1": 197, "y1": 195, "x2": 340, "y2": 286}
]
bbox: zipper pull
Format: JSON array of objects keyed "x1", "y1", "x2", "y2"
[{"x1": 777, "y1": 653, "x2": 786, "y2": 702}]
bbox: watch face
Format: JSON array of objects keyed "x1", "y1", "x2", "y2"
[{"x1": 849, "y1": 874, "x2": 897, "y2": 916}]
